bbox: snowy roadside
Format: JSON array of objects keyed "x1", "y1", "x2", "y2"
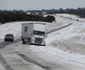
[
  {"x1": 57, "y1": 14, "x2": 85, "y2": 22},
  {"x1": 49, "y1": 22, "x2": 85, "y2": 54}
]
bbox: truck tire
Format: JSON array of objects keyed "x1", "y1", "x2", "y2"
[
  {"x1": 43, "y1": 42, "x2": 46, "y2": 46},
  {"x1": 43, "y1": 44, "x2": 45, "y2": 46},
  {"x1": 12, "y1": 39, "x2": 14, "y2": 42},
  {"x1": 22, "y1": 39, "x2": 26, "y2": 44},
  {"x1": 4, "y1": 39, "x2": 6, "y2": 42},
  {"x1": 22, "y1": 41, "x2": 26, "y2": 44}
]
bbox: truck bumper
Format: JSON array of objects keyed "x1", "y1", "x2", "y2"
[{"x1": 31, "y1": 40, "x2": 45, "y2": 46}]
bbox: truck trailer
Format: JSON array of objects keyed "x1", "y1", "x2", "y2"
[{"x1": 21, "y1": 22, "x2": 47, "y2": 46}]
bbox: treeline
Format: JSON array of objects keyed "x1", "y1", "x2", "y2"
[
  {"x1": 45, "y1": 8, "x2": 85, "y2": 18},
  {"x1": 0, "y1": 10, "x2": 55, "y2": 24},
  {"x1": 27, "y1": 8, "x2": 85, "y2": 18}
]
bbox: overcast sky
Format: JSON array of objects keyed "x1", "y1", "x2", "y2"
[{"x1": 0, "y1": 0, "x2": 85, "y2": 10}]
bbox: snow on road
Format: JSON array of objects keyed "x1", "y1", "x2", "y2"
[
  {"x1": 16, "y1": 45, "x2": 85, "y2": 70},
  {"x1": 0, "y1": 14, "x2": 85, "y2": 70},
  {"x1": 0, "y1": 63, "x2": 6, "y2": 70},
  {"x1": 1, "y1": 53, "x2": 45, "y2": 70},
  {"x1": 1, "y1": 41, "x2": 85, "y2": 70}
]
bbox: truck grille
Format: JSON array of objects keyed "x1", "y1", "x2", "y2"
[{"x1": 35, "y1": 38, "x2": 42, "y2": 44}]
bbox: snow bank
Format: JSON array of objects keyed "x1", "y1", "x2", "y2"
[
  {"x1": 57, "y1": 14, "x2": 85, "y2": 22},
  {"x1": 48, "y1": 14, "x2": 85, "y2": 54}
]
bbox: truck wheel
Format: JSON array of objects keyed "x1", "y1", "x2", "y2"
[
  {"x1": 22, "y1": 39, "x2": 26, "y2": 44},
  {"x1": 43, "y1": 42, "x2": 46, "y2": 46},
  {"x1": 43, "y1": 44, "x2": 45, "y2": 46},
  {"x1": 13, "y1": 39, "x2": 14, "y2": 42},
  {"x1": 12, "y1": 39, "x2": 14, "y2": 42},
  {"x1": 22, "y1": 41, "x2": 26, "y2": 44},
  {"x1": 4, "y1": 39, "x2": 6, "y2": 42}
]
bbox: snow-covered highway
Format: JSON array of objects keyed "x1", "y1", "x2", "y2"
[{"x1": 0, "y1": 14, "x2": 85, "y2": 70}]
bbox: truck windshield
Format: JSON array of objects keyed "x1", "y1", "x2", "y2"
[{"x1": 33, "y1": 30, "x2": 45, "y2": 36}]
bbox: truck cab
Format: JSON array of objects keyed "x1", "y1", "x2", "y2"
[{"x1": 31, "y1": 30, "x2": 46, "y2": 46}]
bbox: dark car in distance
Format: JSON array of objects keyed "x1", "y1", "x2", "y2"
[{"x1": 4, "y1": 34, "x2": 14, "y2": 42}]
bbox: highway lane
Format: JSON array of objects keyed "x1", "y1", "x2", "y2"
[
  {"x1": 0, "y1": 38, "x2": 21, "y2": 49},
  {"x1": 0, "y1": 23, "x2": 73, "y2": 70},
  {"x1": 0, "y1": 23, "x2": 73, "y2": 49}
]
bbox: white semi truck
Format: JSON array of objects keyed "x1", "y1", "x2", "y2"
[{"x1": 21, "y1": 22, "x2": 47, "y2": 46}]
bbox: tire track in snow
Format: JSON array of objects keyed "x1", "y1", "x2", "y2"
[
  {"x1": 18, "y1": 53, "x2": 52, "y2": 70},
  {"x1": 0, "y1": 54, "x2": 13, "y2": 70},
  {"x1": 69, "y1": 59, "x2": 85, "y2": 65}
]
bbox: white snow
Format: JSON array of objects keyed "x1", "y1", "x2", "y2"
[
  {"x1": 2, "y1": 41, "x2": 85, "y2": 70},
  {"x1": 0, "y1": 14, "x2": 85, "y2": 70},
  {"x1": 57, "y1": 13, "x2": 85, "y2": 22},
  {"x1": 0, "y1": 63, "x2": 6, "y2": 70},
  {"x1": 0, "y1": 21, "x2": 68, "y2": 40}
]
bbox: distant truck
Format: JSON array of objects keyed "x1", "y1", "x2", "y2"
[{"x1": 21, "y1": 22, "x2": 47, "y2": 46}]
